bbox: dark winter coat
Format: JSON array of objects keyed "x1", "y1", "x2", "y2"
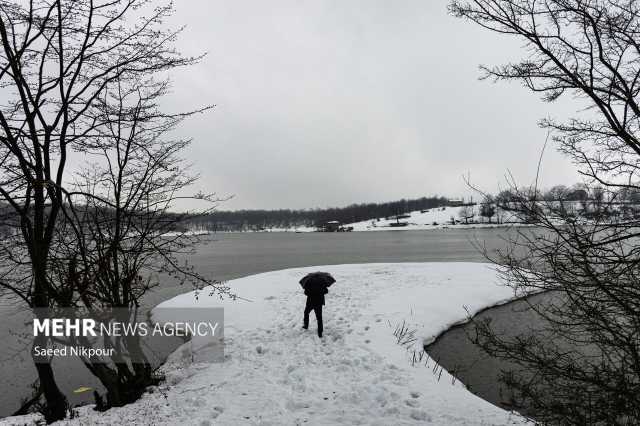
[{"x1": 304, "y1": 286, "x2": 328, "y2": 306}]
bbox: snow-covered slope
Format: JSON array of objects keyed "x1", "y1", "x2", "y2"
[
  {"x1": 3, "y1": 263, "x2": 526, "y2": 425},
  {"x1": 347, "y1": 206, "x2": 518, "y2": 231},
  {"x1": 349, "y1": 206, "x2": 465, "y2": 231},
  {"x1": 282, "y1": 206, "x2": 520, "y2": 233}
]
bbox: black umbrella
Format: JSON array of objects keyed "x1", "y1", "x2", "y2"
[{"x1": 299, "y1": 272, "x2": 336, "y2": 289}]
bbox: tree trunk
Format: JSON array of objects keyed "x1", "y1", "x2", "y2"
[
  {"x1": 31, "y1": 335, "x2": 67, "y2": 423},
  {"x1": 80, "y1": 334, "x2": 157, "y2": 409},
  {"x1": 31, "y1": 245, "x2": 68, "y2": 423},
  {"x1": 97, "y1": 366, "x2": 124, "y2": 408}
]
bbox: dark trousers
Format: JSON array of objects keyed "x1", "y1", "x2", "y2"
[{"x1": 303, "y1": 302, "x2": 323, "y2": 337}]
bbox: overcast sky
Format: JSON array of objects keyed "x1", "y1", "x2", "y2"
[{"x1": 162, "y1": 0, "x2": 580, "y2": 211}]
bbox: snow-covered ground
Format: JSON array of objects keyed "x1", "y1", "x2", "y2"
[
  {"x1": 347, "y1": 206, "x2": 517, "y2": 231},
  {"x1": 3, "y1": 263, "x2": 527, "y2": 425}
]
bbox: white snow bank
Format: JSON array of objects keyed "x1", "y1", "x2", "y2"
[
  {"x1": 348, "y1": 206, "x2": 519, "y2": 232},
  {"x1": 3, "y1": 263, "x2": 527, "y2": 425}
]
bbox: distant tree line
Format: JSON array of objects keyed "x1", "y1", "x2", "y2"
[
  {"x1": 2, "y1": 183, "x2": 636, "y2": 237},
  {"x1": 185, "y1": 196, "x2": 449, "y2": 231},
  {"x1": 180, "y1": 183, "x2": 640, "y2": 232}
]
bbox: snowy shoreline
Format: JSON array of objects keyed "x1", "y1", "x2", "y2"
[{"x1": 2, "y1": 263, "x2": 528, "y2": 425}]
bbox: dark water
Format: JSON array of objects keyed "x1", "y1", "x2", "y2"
[
  {"x1": 425, "y1": 294, "x2": 550, "y2": 417},
  {"x1": 0, "y1": 228, "x2": 513, "y2": 417},
  {"x1": 426, "y1": 291, "x2": 600, "y2": 421}
]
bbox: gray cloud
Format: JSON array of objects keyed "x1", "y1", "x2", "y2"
[{"x1": 163, "y1": 0, "x2": 579, "y2": 210}]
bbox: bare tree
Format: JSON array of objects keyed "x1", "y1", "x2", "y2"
[
  {"x1": 450, "y1": 0, "x2": 640, "y2": 424},
  {"x1": 0, "y1": 0, "x2": 215, "y2": 420},
  {"x1": 42, "y1": 76, "x2": 229, "y2": 410},
  {"x1": 458, "y1": 204, "x2": 475, "y2": 224},
  {"x1": 479, "y1": 196, "x2": 496, "y2": 223},
  {"x1": 544, "y1": 185, "x2": 569, "y2": 202}
]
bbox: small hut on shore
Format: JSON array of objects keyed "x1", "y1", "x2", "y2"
[{"x1": 321, "y1": 221, "x2": 341, "y2": 232}]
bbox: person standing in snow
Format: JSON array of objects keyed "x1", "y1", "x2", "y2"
[
  {"x1": 302, "y1": 285, "x2": 327, "y2": 338},
  {"x1": 300, "y1": 272, "x2": 335, "y2": 338}
]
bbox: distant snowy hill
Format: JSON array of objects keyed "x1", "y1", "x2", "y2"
[{"x1": 346, "y1": 205, "x2": 519, "y2": 232}]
